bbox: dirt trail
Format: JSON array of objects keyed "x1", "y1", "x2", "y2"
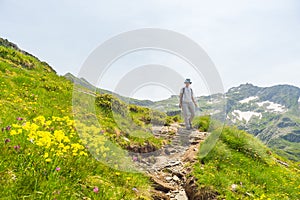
[{"x1": 134, "y1": 124, "x2": 211, "y2": 200}]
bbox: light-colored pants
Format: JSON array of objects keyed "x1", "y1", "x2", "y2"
[{"x1": 182, "y1": 102, "x2": 195, "y2": 128}]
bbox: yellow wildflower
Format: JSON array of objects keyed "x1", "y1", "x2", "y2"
[
  {"x1": 44, "y1": 153, "x2": 49, "y2": 158},
  {"x1": 45, "y1": 120, "x2": 52, "y2": 126},
  {"x1": 10, "y1": 130, "x2": 18, "y2": 135},
  {"x1": 54, "y1": 130, "x2": 65, "y2": 143},
  {"x1": 79, "y1": 151, "x2": 88, "y2": 156},
  {"x1": 33, "y1": 116, "x2": 45, "y2": 124},
  {"x1": 12, "y1": 124, "x2": 21, "y2": 129}
]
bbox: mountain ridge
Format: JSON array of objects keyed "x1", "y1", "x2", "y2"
[{"x1": 0, "y1": 37, "x2": 56, "y2": 73}]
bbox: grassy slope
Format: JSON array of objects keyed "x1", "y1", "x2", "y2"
[
  {"x1": 2, "y1": 39, "x2": 300, "y2": 200},
  {"x1": 0, "y1": 44, "x2": 157, "y2": 199},
  {"x1": 194, "y1": 119, "x2": 300, "y2": 200}
]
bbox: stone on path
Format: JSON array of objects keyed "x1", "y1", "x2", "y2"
[
  {"x1": 150, "y1": 174, "x2": 177, "y2": 192},
  {"x1": 174, "y1": 190, "x2": 188, "y2": 200}
]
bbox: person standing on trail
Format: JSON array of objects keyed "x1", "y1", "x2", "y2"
[{"x1": 179, "y1": 78, "x2": 198, "y2": 130}]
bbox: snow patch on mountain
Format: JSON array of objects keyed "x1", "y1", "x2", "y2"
[
  {"x1": 239, "y1": 96, "x2": 258, "y2": 104},
  {"x1": 257, "y1": 101, "x2": 286, "y2": 112},
  {"x1": 231, "y1": 110, "x2": 262, "y2": 123}
]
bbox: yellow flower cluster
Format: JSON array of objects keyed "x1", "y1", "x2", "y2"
[
  {"x1": 75, "y1": 123, "x2": 110, "y2": 158},
  {"x1": 10, "y1": 115, "x2": 88, "y2": 160}
]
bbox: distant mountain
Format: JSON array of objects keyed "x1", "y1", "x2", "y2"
[
  {"x1": 226, "y1": 83, "x2": 300, "y2": 113},
  {"x1": 224, "y1": 83, "x2": 300, "y2": 160}
]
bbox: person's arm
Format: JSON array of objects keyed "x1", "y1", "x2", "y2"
[
  {"x1": 192, "y1": 95, "x2": 198, "y2": 107},
  {"x1": 179, "y1": 89, "x2": 183, "y2": 108}
]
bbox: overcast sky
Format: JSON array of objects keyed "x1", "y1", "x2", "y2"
[{"x1": 1, "y1": 0, "x2": 299, "y2": 100}]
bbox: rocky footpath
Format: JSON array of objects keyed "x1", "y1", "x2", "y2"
[{"x1": 133, "y1": 123, "x2": 216, "y2": 200}]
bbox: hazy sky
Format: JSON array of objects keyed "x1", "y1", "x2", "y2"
[{"x1": 1, "y1": 0, "x2": 300, "y2": 100}]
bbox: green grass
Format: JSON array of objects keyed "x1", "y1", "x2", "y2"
[
  {"x1": 1, "y1": 140, "x2": 150, "y2": 199},
  {"x1": 192, "y1": 115, "x2": 211, "y2": 132},
  {"x1": 0, "y1": 44, "x2": 164, "y2": 199},
  {"x1": 193, "y1": 117, "x2": 300, "y2": 199}
]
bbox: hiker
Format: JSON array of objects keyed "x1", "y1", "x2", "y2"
[{"x1": 179, "y1": 78, "x2": 198, "y2": 130}]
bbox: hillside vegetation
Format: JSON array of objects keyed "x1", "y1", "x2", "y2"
[
  {"x1": 1, "y1": 38, "x2": 300, "y2": 199},
  {"x1": 0, "y1": 39, "x2": 174, "y2": 199},
  {"x1": 194, "y1": 119, "x2": 300, "y2": 199}
]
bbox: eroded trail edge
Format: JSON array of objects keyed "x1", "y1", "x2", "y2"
[{"x1": 134, "y1": 124, "x2": 212, "y2": 200}]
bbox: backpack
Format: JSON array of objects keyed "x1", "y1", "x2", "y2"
[{"x1": 182, "y1": 87, "x2": 193, "y2": 96}]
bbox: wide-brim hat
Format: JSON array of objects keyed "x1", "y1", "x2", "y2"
[{"x1": 184, "y1": 78, "x2": 192, "y2": 84}]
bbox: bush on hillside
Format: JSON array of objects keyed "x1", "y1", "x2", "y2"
[
  {"x1": 95, "y1": 94, "x2": 128, "y2": 117},
  {"x1": 193, "y1": 115, "x2": 211, "y2": 132}
]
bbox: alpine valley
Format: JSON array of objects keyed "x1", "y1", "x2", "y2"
[{"x1": 140, "y1": 83, "x2": 300, "y2": 161}]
